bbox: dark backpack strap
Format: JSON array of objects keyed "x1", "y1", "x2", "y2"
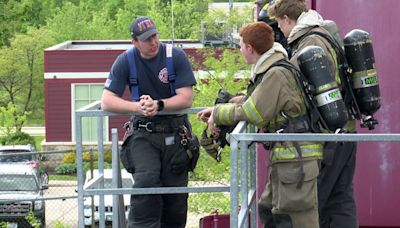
[
  {"x1": 280, "y1": 112, "x2": 305, "y2": 189},
  {"x1": 166, "y1": 44, "x2": 176, "y2": 96},
  {"x1": 126, "y1": 47, "x2": 140, "y2": 101},
  {"x1": 270, "y1": 59, "x2": 328, "y2": 132},
  {"x1": 126, "y1": 44, "x2": 177, "y2": 101}
]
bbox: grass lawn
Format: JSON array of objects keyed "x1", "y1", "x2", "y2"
[
  {"x1": 33, "y1": 135, "x2": 45, "y2": 151},
  {"x1": 50, "y1": 175, "x2": 77, "y2": 181}
]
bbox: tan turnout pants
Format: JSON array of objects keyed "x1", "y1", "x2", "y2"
[{"x1": 258, "y1": 159, "x2": 320, "y2": 228}]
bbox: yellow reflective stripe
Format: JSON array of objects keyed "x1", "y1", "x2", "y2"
[
  {"x1": 315, "y1": 81, "x2": 338, "y2": 94},
  {"x1": 217, "y1": 103, "x2": 235, "y2": 125},
  {"x1": 344, "y1": 119, "x2": 356, "y2": 132},
  {"x1": 352, "y1": 69, "x2": 377, "y2": 78},
  {"x1": 271, "y1": 144, "x2": 323, "y2": 161},
  {"x1": 329, "y1": 48, "x2": 341, "y2": 85},
  {"x1": 243, "y1": 97, "x2": 267, "y2": 128}
]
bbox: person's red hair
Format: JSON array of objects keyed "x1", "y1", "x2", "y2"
[{"x1": 239, "y1": 22, "x2": 274, "y2": 55}]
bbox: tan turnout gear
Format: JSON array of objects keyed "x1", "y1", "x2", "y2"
[{"x1": 212, "y1": 43, "x2": 323, "y2": 228}]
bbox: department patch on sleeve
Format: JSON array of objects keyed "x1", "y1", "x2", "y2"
[{"x1": 104, "y1": 79, "x2": 112, "y2": 88}]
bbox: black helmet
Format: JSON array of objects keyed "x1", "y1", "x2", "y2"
[{"x1": 257, "y1": 3, "x2": 277, "y2": 26}]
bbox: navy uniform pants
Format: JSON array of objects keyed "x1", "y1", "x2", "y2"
[
  {"x1": 318, "y1": 141, "x2": 358, "y2": 228},
  {"x1": 123, "y1": 121, "x2": 189, "y2": 228}
]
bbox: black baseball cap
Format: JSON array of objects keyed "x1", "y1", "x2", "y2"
[{"x1": 130, "y1": 16, "x2": 159, "y2": 41}]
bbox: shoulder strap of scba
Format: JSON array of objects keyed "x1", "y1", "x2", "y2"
[
  {"x1": 268, "y1": 59, "x2": 329, "y2": 133},
  {"x1": 126, "y1": 44, "x2": 176, "y2": 101},
  {"x1": 292, "y1": 28, "x2": 362, "y2": 120}
]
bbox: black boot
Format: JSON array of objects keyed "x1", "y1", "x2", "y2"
[
  {"x1": 258, "y1": 203, "x2": 276, "y2": 228},
  {"x1": 273, "y1": 214, "x2": 293, "y2": 228}
]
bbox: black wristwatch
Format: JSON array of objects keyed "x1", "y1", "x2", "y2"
[{"x1": 157, "y1": 100, "x2": 164, "y2": 111}]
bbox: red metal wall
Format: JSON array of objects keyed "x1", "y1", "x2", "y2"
[
  {"x1": 257, "y1": 1, "x2": 400, "y2": 227},
  {"x1": 315, "y1": 1, "x2": 400, "y2": 227}
]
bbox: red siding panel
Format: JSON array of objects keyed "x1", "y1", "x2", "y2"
[
  {"x1": 44, "y1": 48, "x2": 205, "y2": 72},
  {"x1": 44, "y1": 78, "x2": 106, "y2": 142},
  {"x1": 45, "y1": 50, "x2": 122, "y2": 72}
]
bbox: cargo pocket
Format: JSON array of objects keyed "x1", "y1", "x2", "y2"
[
  {"x1": 275, "y1": 160, "x2": 319, "y2": 212},
  {"x1": 120, "y1": 135, "x2": 135, "y2": 173}
]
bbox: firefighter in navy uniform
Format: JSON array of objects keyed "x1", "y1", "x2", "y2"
[
  {"x1": 198, "y1": 22, "x2": 323, "y2": 228},
  {"x1": 101, "y1": 16, "x2": 197, "y2": 228},
  {"x1": 269, "y1": 0, "x2": 359, "y2": 227}
]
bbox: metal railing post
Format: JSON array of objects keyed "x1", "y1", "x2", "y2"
[
  {"x1": 239, "y1": 139, "x2": 249, "y2": 227},
  {"x1": 249, "y1": 125, "x2": 257, "y2": 228},
  {"x1": 98, "y1": 116, "x2": 105, "y2": 228},
  {"x1": 230, "y1": 132, "x2": 239, "y2": 227},
  {"x1": 76, "y1": 111, "x2": 84, "y2": 228}
]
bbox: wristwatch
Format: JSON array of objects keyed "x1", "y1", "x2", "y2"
[{"x1": 157, "y1": 100, "x2": 164, "y2": 111}]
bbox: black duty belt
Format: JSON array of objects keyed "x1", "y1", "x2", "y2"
[{"x1": 132, "y1": 115, "x2": 186, "y2": 133}]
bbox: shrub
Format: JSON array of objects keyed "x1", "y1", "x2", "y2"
[
  {"x1": 55, "y1": 163, "x2": 76, "y2": 175},
  {"x1": 0, "y1": 131, "x2": 36, "y2": 146},
  {"x1": 83, "y1": 162, "x2": 112, "y2": 174},
  {"x1": 104, "y1": 150, "x2": 112, "y2": 163},
  {"x1": 63, "y1": 149, "x2": 113, "y2": 164},
  {"x1": 63, "y1": 152, "x2": 76, "y2": 164},
  {"x1": 25, "y1": 211, "x2": 40, "y2": 228},
  {"x1": 83, "y1": 150, "x2": 98, "y2": 161},
  {"x1": 53, "y1": 221, "x2": 71, "y2": 228}
]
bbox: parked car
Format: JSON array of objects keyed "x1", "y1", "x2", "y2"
[
  {"x1": 83, "y1": 169, "x2": 134, "y2": 227},
  {"x1": 0, "y1": 163, "x2": 46, "y2": 227},
  {"x1": 0, "y1": 144, "x2": 48, "y2": 189}
]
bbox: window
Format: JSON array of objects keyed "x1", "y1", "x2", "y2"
[{"x1": 72, "y1": 84, "x2": 107, "y2": 142}]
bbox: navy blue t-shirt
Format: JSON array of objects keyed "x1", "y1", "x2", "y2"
[{"x1": 104, "y1": 44, "x2": 196, "y2": 100}]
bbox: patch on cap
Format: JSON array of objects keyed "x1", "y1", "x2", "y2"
[{"x1": 130, "y1": 16, "x2": 159, "y2": 41}]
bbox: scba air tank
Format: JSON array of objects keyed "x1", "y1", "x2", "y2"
[
  {"x1": 344, "y1": 29, "x2": 381, "y2": 119},
  {"x1": 298, "y1": 46, "x2": 349, "y2": 132}
]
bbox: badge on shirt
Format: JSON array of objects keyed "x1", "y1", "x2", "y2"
[{"x1": 158, "y1": 68, "x2": 169, "y2": 83}]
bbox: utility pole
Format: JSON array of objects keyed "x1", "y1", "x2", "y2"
[
  {"x1": 228, "y1": 0, "x2": 234, "y2": 47},
  {"x1": 171, "y1": 0, "x2": 175, "y2": 46}
]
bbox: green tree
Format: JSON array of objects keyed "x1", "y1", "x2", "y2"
[
  {"x1": 0, "y1": 103, "x2": 28, "y2": 135},
  {"x1": 0, "y1": 0, "x2": 50, "y2": 47},
  {"x1": 187, "y1": 48, "x2": 250, "y2": 214},
  {"x1": 45, "y1": 1, "x2": 95, "y2": 42},
  {"x1": 0, "y1": 27, "x2": 56, "y2": 129},
  {"x1": 147, "y1": 0, "x2": 209, "y2": 40},
  {"x1": 113, "y1": 0, "x2": 150, "y2": 39},
  {"x1": 201, "y1": 3, "x2": 254, "y2": 46},
  {"x1": 45, "y1": 0, "x2": 210, "y2": 41}
]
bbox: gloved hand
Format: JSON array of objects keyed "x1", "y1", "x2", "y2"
[{"x1": 200, "y1": 128, "x2": 222, "y2": 162}]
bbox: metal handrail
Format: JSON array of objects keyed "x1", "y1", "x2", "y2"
[
  {"x1": 229, "y1": 120, "x2": 400, "y2": 227},
  {"x1": 75, "y1": 105, "x2": 230, "y2": 228},
  {"x1": 76, "y1": 101, "x2": 400, "y2": 228}
]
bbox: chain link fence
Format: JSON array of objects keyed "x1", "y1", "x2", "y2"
[{"x1": 0, "y1": 146, "x2": 231, "y2": 228}]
